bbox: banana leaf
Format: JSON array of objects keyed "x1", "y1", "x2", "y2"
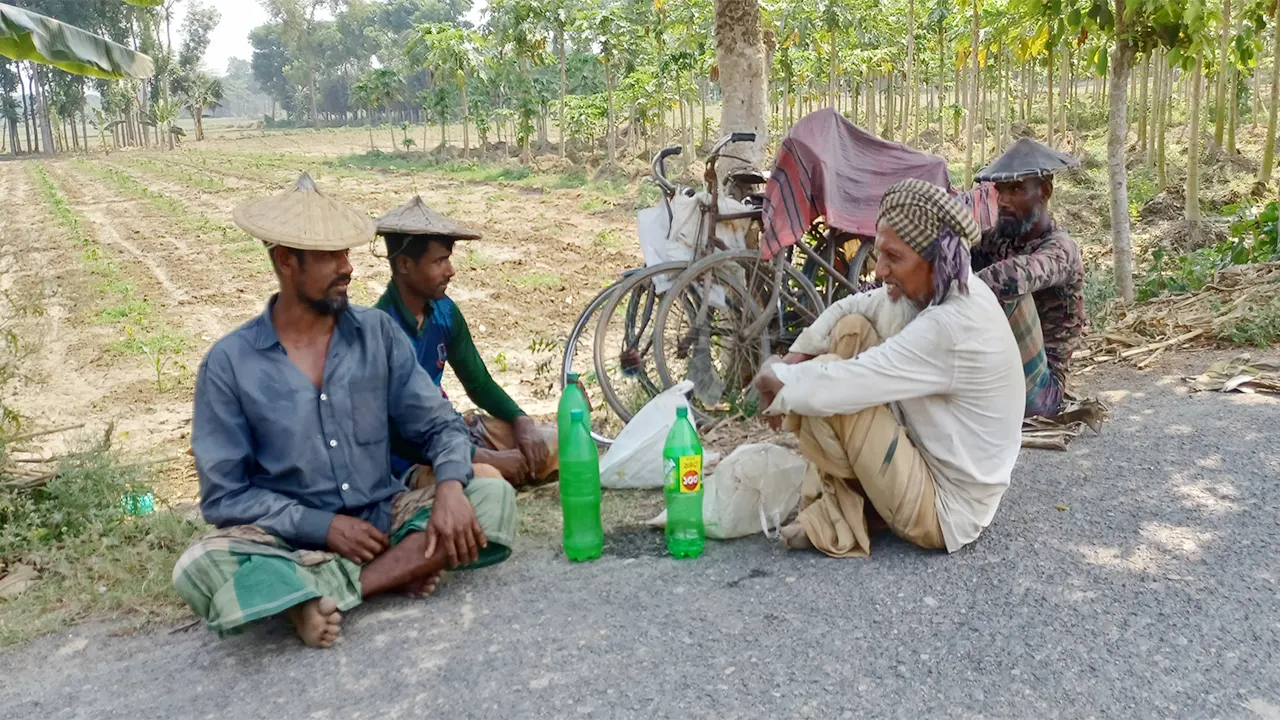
[{"x1": 0, "y1": 3, "x2": 154, "y2": 80}]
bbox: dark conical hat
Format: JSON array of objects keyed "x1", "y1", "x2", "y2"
[
  {"x1": 232, "y1": 172, "x2": 375, "y2": 250},
  {"x1": 375, "y1": 195, "x2": 482, "y2": 240},
  {"x1": 975, "y1": 137, "x2": 1080, "y2": 183}
]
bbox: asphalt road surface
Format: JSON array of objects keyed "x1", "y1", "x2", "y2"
[{"x1": 2, "y1": 360, "x2": 1278, "y2": 720}]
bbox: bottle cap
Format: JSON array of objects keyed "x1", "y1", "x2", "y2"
[
  {"x1": 566, "y1": 372, "x2": 580, "y2": 383},
  {"x1": 570, "y1": 409, "x2": 584, "y2": 421},
  {"x1": 676, "y1": 406, "x2": 688, "y2": 418}
]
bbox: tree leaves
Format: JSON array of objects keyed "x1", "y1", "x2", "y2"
[{"x1": 0, "y1": 3, "x2": 155, "y2": 80}]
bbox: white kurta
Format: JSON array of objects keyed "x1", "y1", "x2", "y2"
[{"x1": 767, "y1": 273, "x2": 1024, "y2": 552}]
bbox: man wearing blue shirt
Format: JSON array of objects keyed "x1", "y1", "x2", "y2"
[{"x1": 172, "y1": 174, "x2": 516, "y2": 648}]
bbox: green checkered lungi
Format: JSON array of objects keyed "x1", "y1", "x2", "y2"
[
  {"x1": 1004, "y1": 294, "x2": 1064, "y2": 418},
  {"x1": 172, "y1": 475, "x2": 516, "y2": 635}
]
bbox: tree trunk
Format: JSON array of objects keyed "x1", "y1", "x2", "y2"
[
  {"x1": 1107, "y1": 44, "x2": 1136, "y2": 303},
  {"x1": 310, "y1": 70, "x2": 320, "y2": 129},
  {"x1": 714, "y1": 0, "x2": 769, "y2": 179},
  {"x1": 605, "y1": 61, "x2": 616, "y2": 166},
  {"x1": 30, "y1": 64, "x2": 54, "y2": 155},
  {"x1": 461, "y1": 81, "x2": 470, "y2": 158},
  {"x1": 1138, "y1": 53, "x2": 1150, "y2": 160},
  {"x1": 1213, "y1": 0, "x2": 1232, "y2": 148},
  {"x1": 964, "y1": 0, "x2": 980, "y2": 187},
  {"x1": 1227, "y1": 62, "x2": 1238, "y2": 155},
  {"x1": 558, "y1": 26, "x2": 567, "y2": 158},
  {"x1": 1047, "y1": 49, "x2": 1056, "y2": 148},
  {"x1": 1259, "y1": 0, "x2": 1280, "y2": 186},
  {"x1": 885, "y1": 71, "x2": 896, "y2": 141},
  {"x1": 828, "y1": 34, "x2": 838, "y2": 108},
  {"x1": 1157, "y1": 53, "x2": 1169, "y2": 189},
  {"x1": 903, "y1": 0, "x2": 916, "y2": 140},
  {"x1": 1186, "y1": 54, "x2": 1204, "y2": 242}
]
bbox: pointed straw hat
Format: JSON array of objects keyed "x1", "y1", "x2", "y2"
[
  {"x1": 375, "y1": 195, "x2": 482, "y2": 240},
  {"x1": 232, "y1": 172, "x2": 376, "y2": 251},
  {"x1": 975, "y1": 137, "x2": 1080, "y2": 183}
]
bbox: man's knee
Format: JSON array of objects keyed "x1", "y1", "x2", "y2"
[
  {"x1": 830, "y1": 313, "x2": 878, "y2": 358},
  {"x1": 464, "y1": 474, "x2": 518, "y2": 539}
]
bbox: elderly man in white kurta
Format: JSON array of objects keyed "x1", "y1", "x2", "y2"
[{"x1": 753, "y1": 179, "x2": 1025, "y2": 557}]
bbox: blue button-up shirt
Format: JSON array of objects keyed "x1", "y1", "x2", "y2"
[{"x1": 191, "y1": 298, "x2": 474, "y2": 549}]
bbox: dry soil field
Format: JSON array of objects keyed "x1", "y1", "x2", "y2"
[{"x1": 0, "y1": 125, "x2": 662, "y2": 510}]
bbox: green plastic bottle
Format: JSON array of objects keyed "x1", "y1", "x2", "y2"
[
  {"x1": 559, "y1": 409, "x2": 603, "y2": 562},
  {"x1": 663, "y1": 406, "x2": 704, "y2": 559},
  {"x1": 557, "y1": 372, "x2": 590, "y2": 451}
]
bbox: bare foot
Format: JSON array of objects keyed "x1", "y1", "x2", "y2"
[
  {"x1": 287, "y1": 596, "x2": 342, "y2": 648},
  {"x1": 779, "y1": 522, "x2": 814, "y2": 550},
  {"x1": 402, "y1": 570, "x2": 443, "y2": 599}
]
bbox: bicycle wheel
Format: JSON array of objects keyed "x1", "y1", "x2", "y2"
[
  {"x1": 592, "y1": 261, "x2": 691, "y2": 424},
  {"x1": 651, "y1": 251, "x2": 800, "y2": 424},
  {"x1": 561, "y1": 278, "x2": 628, "y2": 445}
]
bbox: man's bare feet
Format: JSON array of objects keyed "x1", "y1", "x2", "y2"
[
  {"x1": 287, "y1": 596, "x2": 342, "y2": 648},
  {"x1": 402, "y1": 570, "x2": 442, "y2": 599}
]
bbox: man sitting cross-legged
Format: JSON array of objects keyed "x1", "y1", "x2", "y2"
[
  {"x1": 753, "y1": 179, "x2": 1024, "y2": 557},
  {"x1": 173, "y1": 174, "x2": 516, "y2": 648},
  {"x1": 374, "y1": 196, "x2": 557, "y2": 489}
]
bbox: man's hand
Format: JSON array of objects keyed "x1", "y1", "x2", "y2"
[
  {"x1": 511, "y1": 415, "x2": 549, "y2": 478},
  {"x1": 781, "y1": 351, "x2": 814, "y2": 365},
  {"x1": 326, "y1": 515, "x2": 390, "y2": 564},
  {"x1": 752, "y1": 357, "x2": 787, "y2": 431},
  {"x1": 425, "y1": 481, "x2": 487, "y2": 569},
  {"x1": 477, "y1": 448, "x2": 531, "y2": 485}
]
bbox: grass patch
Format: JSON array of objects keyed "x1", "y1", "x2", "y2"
[
  {"x1": 1084, "y1": 263, "x2": 1118, "y2": 331},
  {"x1": 0, "y1": 436, "x2": 204, "y2": 647},
  {"x1": 98, "y1": 299, "x2": 152, "y2": 325},
  {"x1": 512, "y1": 272, "x2": 561, "y2": 290},
  {"x1": 580, "y1": 196, "x2": 610, "y2": 213},
  {"x1": 592, "y1": 228, "x2": 623, "y2": 250},
  {"x1": 553, "y1": 169, "x2": 588, "y2": 188},
  {"x1": 456, "y1": 245, "x2": 490, "y2": 270},
  {"x1": 1218, "y1": 296, "x2": 1280, "y2": 348}
]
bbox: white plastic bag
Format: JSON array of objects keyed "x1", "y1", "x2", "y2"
[
  {"x1": 648, "y1": 443, "x2": 813, "y2": 539},
  {"x1": 599, "y1": 381, "x2": 694, "y2": 489}
]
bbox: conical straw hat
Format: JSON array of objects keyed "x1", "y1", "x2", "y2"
[
  {"x1": 232, "y1": 172, "x2": 376, "y2": 251},
  {"x1": 974, "y1": 137, "x2": 1080, "y2": 183},
  {"x1": 376, "y1": 195, "x2": 482, "y2": 240}
]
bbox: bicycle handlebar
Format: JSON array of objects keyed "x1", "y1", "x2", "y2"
[{"x1": 650, "y1": 145, "x2": 682, "y2": 195}]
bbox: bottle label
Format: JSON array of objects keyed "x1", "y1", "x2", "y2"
[{"x1": 677, "y1": 455, "x2": 702, "y2": 493}]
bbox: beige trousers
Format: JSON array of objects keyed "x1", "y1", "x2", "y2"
[{"x1": 786, "y1": 314, "x2": 946, "y2": 557}]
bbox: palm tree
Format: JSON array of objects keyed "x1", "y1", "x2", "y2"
[
  {"x1": 353, "y1": 67, "x2": 402, "y2": 152},
  {"x1": 410, "y1": 23, "x2": 477, "y2": 156},
  {"x1": 177, "y1": 72, "x2": 223, "y2": 141}
]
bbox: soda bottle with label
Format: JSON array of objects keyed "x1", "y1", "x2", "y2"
[
  {"x1": 559, "y1": 409, "x2": 603, "y2": 561},
  {"x1": 557, "y1": 372, "x2": 590, "y2": 452},
  {"x1": 663, "y1": 406, "x2": 704, "y2": 559}
]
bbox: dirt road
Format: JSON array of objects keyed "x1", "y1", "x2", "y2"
[{"x1": 1, "y1": 360, "x2": 1277, "y2": 719}]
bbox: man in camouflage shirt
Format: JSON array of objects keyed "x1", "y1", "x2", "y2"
[{"x1": 971, "y1": 138, "x2": 1086, "y2": 417}]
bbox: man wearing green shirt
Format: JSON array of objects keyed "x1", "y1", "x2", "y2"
[{"x1": 374, "y1": 196, "x2": 557, "y2": 488}]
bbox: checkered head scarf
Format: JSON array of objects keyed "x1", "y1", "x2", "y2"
[{"x1": 878, "y1": 179, "x2": 981, "y2": 305}]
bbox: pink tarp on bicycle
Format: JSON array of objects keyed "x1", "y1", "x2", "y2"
[{"x1": 761, "y1": 109, "x2": 997, "y2": 260}]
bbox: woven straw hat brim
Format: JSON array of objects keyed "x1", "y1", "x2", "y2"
[
  {"x1": 233, "y1": 172, "x2": 376, "y2": 251},
  {"x1": 376, "y1": 195, "x2": 481, "y2": 239},
  {"x1": 975, "y1": 137, "x2": 1080, "y2": 183}
]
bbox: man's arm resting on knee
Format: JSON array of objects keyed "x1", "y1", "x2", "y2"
[
  {"x1": 976, "y1": 233, "x2": 1080, "y2": 300},
  {"x1": 766, "y1": 312, "x2": 960, "y2": 417},
  {"x1": 788, "y1": 291, "x2": 885, "y2": 356}
]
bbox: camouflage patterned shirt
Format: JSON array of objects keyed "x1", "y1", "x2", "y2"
[{"x1": 971, "y1": 220, "x2": 1086, "y2": 384}]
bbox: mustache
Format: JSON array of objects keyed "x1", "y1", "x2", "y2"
[{"x1": 328, "y1": 275, "x2": 352, "y2": 290}]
